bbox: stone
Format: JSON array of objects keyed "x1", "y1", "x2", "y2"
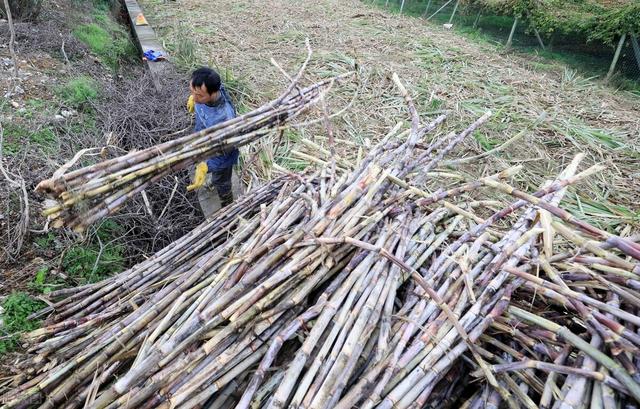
[{"x1": 61, "y1": 109, "x2": 77, "y2": 118}]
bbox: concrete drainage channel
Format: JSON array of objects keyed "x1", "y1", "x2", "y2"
[
  {"x1": 121, "y1": 0, "x2": 171, "y2": 91},
  {"x1": 120, "y1": 0, "x2": 245, "y2": 219}
]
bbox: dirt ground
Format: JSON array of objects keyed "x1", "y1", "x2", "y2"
[{"x1": 141, "y1": 0, "x2": 640, "y2": 231}]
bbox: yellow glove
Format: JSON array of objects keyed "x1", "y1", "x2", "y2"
[
  {"x1": 187, "y1": 95, "x2": 195, "y2": 114},
  {"x1": 187, "y1": 162, "x2": 208, "y2": 191}
]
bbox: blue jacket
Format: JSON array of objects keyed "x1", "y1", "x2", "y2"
[{"x1": 194, "y1": 85, "x2": 240, "y2": 171}]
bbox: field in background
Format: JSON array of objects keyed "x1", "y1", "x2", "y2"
[{"x1": 141, "y1": 0, "x2": 640, "y2": 232}]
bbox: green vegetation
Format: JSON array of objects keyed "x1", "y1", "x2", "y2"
[
  {"x1": 552, "y1": 119, "x2": 627, "y2": 151},
  {"x1": 34, "y1": 232, "x2": 56, "y2": 249},
  {"x1": 1, "y1": 124, "x2": 25, "y2": 155},
  {"x1": 277, "y1": 157, "x2": 309, "y2": 172},
  {"x1": 30, "y1": 128, "x2": 58, "y2": 152},
  {"x1": 29, "y1": 267, "x2": 59, "y2": 294},
  {"x1": 57, "y1": 77, "x2": 100, "y2": 108},
  {"x1": 0, "y1": 292, "x2": 45, "y2": 355},
  {"x1": 372, "y1": 0, "x2": 639, "y2": 87},
  {"x1": 458, "y1": 0, "x2": 640, "y2": 45},
  {"x1": 166, "y1": 24, "x2": 199, "y2": 71},
  {"x1": 220, "y1": 68, "x2": 254, "y2": 113},
  {"x1": 16, "y1": 98, "x2": 48, "y2": 119},
  {"x1": 565, "y1": 193, "x2": 640, "y2": 231},
  {"x1": 473, "y1": 131, "x2": 500, "y2": 151},
  {"x1": 62, "y1": 244, "x2": 125, "y2": 284},
  {"x1": 72, "y1": 2, "x2": 136, "y2": 70},
  {"x1": 1, "y1": 124, "x2": 58, "y2": 154},
  {"x1": 74, "y1": 23, "x2": 112, "y2": 54},
  {"x1": 62, "y1": 220, "x2": 125, "y2": 285}
]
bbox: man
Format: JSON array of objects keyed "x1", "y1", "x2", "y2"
[{"x1": 186, "y1": 67, "x2": 239, "y2": 208}]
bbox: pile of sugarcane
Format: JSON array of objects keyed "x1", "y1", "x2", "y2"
[
  {"x1": 35, "y1": 44, "x2": 350, "y2": 232},
  {"x1": 3, "y1": 75, "x2": 640, "y2": 409}
]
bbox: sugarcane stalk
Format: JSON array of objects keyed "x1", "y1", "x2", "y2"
[{"x1": 509, "y1": 306, "x2": 640, "y2": 401}]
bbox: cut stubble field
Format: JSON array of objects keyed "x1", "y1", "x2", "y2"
[{"x1": 142, "y1": 0, "x2": 640, "y2": 231}]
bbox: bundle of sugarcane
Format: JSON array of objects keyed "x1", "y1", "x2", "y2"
[
  {"x1": 318, "y1": 155, "x2": 640, "y2": 409},
  {"x1": 35, "y1": 43, "x2": 352, "y2": 232},
  {"x1": 3, "y1": 75, "x2": 640, "y2": 409}
]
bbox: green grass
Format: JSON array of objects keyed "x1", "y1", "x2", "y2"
[
  {"x1": 0, "y1": 292, "x2": 45, "y2": 355},
  {"x1": 67, "y1": 113, "x2": 98, "y2": 135},
  {"x1": 28, "y1": 267, "x2": 60, "y2": 295},
  {"x1": 74, "y1": 23, "x2": 111, "y2": 54},
  {"x1": 34, "y1": 232, "x2": 56, "y2": 249},
  {"x1": 1, "y1": 124, "x2": 27, "y2": 155},
  {"x1": 473, "y1": 131, "x2": 501, "y2": 151},
  {"x1": 277, "y1": 157, "x2": 309, "y2": 172},
  {"x1": 31, "y1": 128, "x2": 58, "y2": 152},
  {"x1": 62, "y1": 220, "x2": 125, "y2": 285},
  {"x1": 166, "y1": 24, "x2": 199, "y2": 72},
  {"x1": 552, "y1": 119, "x2": 627, "y2": 151},
  {"x1": 0, "y1": 123, "x2": 56, "y2": 154},
  {"x1": 57, "y1": 77, "x2": 99, "y2": 108},
  {"x1": 565, "y1": 193, "x2": 640, "y2": 231},
  {"x1": 16, "y1": 98, "x2": 48, "y2": 119},
  {"x1": 219, "y1": 67, "x2": 254, "y2": 112},
  {"x1": 72, "y1": 4, "x2": 136, "y2": 70}
]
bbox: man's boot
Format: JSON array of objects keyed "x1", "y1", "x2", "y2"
[{"x1": 219, "y1": 190, "x2": 234, "y2": 207}]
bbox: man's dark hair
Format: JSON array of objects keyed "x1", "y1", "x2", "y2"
[{"x1": 191, "y1": 67, "x2": 221, "y2": 95}]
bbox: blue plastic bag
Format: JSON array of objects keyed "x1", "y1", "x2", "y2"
[{"x1": 143, "y1": 49, "x2": 165, "y2": 62}]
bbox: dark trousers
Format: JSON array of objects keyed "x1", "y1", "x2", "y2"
[{"x1": 210, "y1": 167, "x2": 234, "y2": 206}]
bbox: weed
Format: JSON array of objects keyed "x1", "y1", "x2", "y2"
[
  {"x1": 219, "y1": 68, "x2": 254, "y2": 112},
  {"x1": 168, "y1": 24, "x2": 199, "y2": 71},
  {"x1": 1, "y1": 124, "x2": 28, "y2": 155},
  {"x1": 1, "y1": 122, "x2": 58, "y2": 154},
  {"x1": 30, "y1": 128, "x2": 58, "y2": 152},
  {"x1": 283, "y1": 129, "x2": 302, "y2": 143},
  {"x1": 66, "y1": 113, "x2": 98, "y2": 135},
  {"x1": 57, "y1": 77, "x2": 99, "y2": 108},
  {"x1": 74, "y1": 23, "x2": 111, "y2": 54},
  {"x1": 565, "y1": 193, "x2": 640, "y2": 231},
  {"x1": 34, "y1": 232, "x2": 56, "y2": 249},
  {"x1": 73, "y1": 6, "x2": 136, "y2": 70},
  {"x1": 0, "y1": 292, "x2": 45, "y2": 355},
  {"x1": 62, "y1": 243, "x2": 125, "y2": 284},
  {"x1": 428, "y1": 98, "x2": 443, "y2": 110},
  {"x1": 277, "y1": 157, "x2": 308, "y2": 172},
  {"x1": 473, "y1": 132, "x2": 500, "y2": 151},
  {"x1": 275, "y1": 29, "x2": 307, "y2": 43},
  {"x1": 553, "y1": 119, "x2": 626, "y2": 151},
  {"x1": 62, "y1": 220, "x2": 125, "y2": 284},
  {"x1": 16, "y1": 99, "x2": 48, "y2": 119},
  {"x1": 29, "y1": 267, "x2": 58, "y2": 294}
]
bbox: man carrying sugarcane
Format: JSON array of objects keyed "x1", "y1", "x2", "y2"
[{"x1": 186, "y1": 67, "x2": 238, "y2": 208}]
